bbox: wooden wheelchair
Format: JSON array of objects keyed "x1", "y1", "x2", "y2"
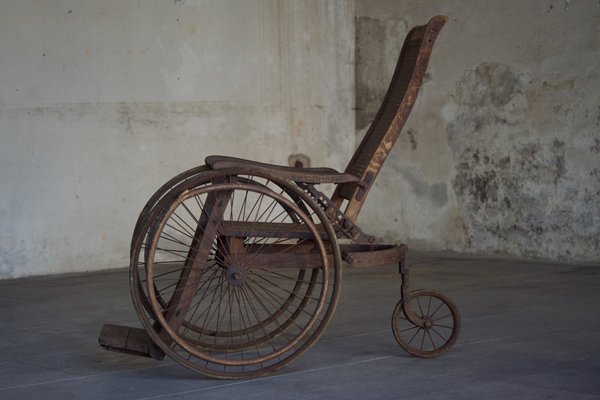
[{"x1": 99, "y1": 15, "x2": 460, "y2": 379}]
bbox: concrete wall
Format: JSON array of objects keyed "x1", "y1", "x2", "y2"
[
  {"x1": 0, "y1": 0, "x2": 355, "y2": 278},
  {"x1": 1, "y1": 0, "x2": 597, "y2": 279},
  {"x1": 355, "y1": 0, "x2": 599, "y2": 262}
]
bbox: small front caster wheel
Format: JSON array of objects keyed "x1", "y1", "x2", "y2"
[{"x1": 391, "y1": 289, "x2": 460, "y2": 358}]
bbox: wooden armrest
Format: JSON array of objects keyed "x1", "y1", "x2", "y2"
[{"x1": 205, "y1": 155, "x2": 359, "y2": 184}]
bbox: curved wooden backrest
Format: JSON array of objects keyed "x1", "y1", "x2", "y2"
[{"x1": 333, "y1": 15, "x2": 448, "y2": 221}]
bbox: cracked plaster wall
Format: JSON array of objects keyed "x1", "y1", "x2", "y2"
[
  {"x1": 355, "y1": 0, "x2": 599, "y2": 262},
  {"x1": 0, "y1": 0, "x2": 355, "y2": 278},
  {"x1": 2, "y1": 1, "x2": 598, "y2": 279}
]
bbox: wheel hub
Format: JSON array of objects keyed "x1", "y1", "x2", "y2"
[{"x1": 226, "y1": 265, "x2": 247, "y2": 287}]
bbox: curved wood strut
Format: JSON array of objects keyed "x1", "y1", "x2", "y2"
[{"x1": 333, "y1": 16, "x2": 448, "y2": 221}]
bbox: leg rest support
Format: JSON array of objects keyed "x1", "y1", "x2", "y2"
[{"x1": 98, "y1": 324, "x2": 164, "y2": 360}]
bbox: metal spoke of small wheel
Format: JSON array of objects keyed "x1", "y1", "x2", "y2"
[
  {"x1": 431, "y1": 326, "x2": 449, "y2": 342},
  {"x1": 426, "y1": 295, "x2": 433, "y2": 317},
  {"x1": 429, "y1": 301, "x2": 446, "y2": 320},
  {"x1": 433, "y1": 313, "x2": 452, "y2": 322},
  {"x1": 400, "y1": 325, "x2": 419, "y2": 333},
  {"x1": 416, "y1": 296, "x2": 425, "y2": 318},
  {"x1": 433, "y1": 324, "x2": 454, "y2": 330},
  {"x1": 426, "y1": 330, "x2": 437, "y2": 350},
  {"x1": 406, "y1": 327, "x2": 422, "y2": 346},
  {"x1": 392, "y1": 289, "x2": 460, "y2": 358},
  {"x1": 419, "y1": 326, "x2": 426, "y2": 350}
]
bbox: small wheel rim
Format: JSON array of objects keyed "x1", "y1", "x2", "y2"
[{"x1": 392, "y1": 289, "x2": 460, "y2": 358}]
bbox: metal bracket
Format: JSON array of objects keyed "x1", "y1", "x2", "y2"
[
  {"x1": 355, "y1": 172, "x2": 374, "y2": 202},
  {"x1": 297, "y1": 182, "x2": 375, "y2": 244}
]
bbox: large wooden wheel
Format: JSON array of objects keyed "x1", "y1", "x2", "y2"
[
  {"x1": 130, "y1": 169, "x2": 315, "y2": 339},
  {"x1": 131, "y1": 170, "x2": 342, "y2": 378}
]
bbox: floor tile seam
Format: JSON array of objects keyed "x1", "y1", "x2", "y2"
[
  {"x1": 129, "y1": 356, "x2": 394, "y2": 400},
  {"x1": 321, "y1": 329, "x2": 389, "y2": 341},
  {"x1": 0, "y1": 361, "x2": 178, "y2": 392},
  {"x1": 454, "y1": 328, "x2": 567, "y2": 348},
  {"x1": 9, "y1": 357, "x2": 79, "y2": 377}
]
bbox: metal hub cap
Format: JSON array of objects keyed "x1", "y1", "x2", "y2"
[{"x1": 226, "y1": 265, "x2": 247, "y2": 287}]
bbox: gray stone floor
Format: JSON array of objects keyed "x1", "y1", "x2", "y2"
[{"x1": 1, "y1": 252, "x2": 599, "y2": 399}]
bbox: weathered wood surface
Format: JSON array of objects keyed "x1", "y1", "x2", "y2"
[
  {"x1": 206, "y1": 155, "x2": 360, "y2": 184},
  {"x1": 333, "y1": 16, "x2": 448, "y2": 221},
  {"x1": 98, "y1": 324, "x2": 164, "y2": 360},
  {"x1": 219, "y1": 242, "x2": 404, "y2": 269}
]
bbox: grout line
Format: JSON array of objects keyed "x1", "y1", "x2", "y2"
[
  {"x1": 454, "y1": 328, "x2": 567, "y2": 348},
  {"x1": 322, "y1": 329, "x2": 389, "y2": 341},
  {"x1": 131, "y1": 356, "x2": 393, "y2": 400},
  {"x1": 0, "y1": 330, "x2": 391, "y2": 392},
  {"x1": 1, "y1": 327, "x2": 572, "y2": 393},
  {"x1": 0, "y1": 361, "x2": 177, "y2": 392}
]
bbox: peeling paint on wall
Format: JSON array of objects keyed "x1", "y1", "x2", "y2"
[
  {"x1": 447, "y1": 62, "x2": 600, "y2": 260},
  {"x1": 354, "y1": 0, "x2": 599, "y2": 262}
]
